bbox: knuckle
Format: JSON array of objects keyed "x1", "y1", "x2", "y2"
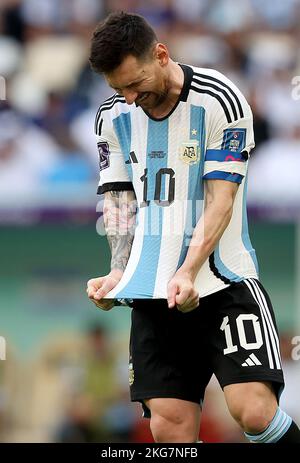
[{"x1": 184, "y1": 285, "x2": 192, "y2": 293}]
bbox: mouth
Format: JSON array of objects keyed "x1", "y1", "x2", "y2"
[{"x1": 137, "y1": 92, "x2": 150, "y2": 104}]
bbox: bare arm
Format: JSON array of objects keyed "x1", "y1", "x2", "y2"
[
  {"x1": 87, "y1": 189, "x2": 137, "y2": 309},
  {"x1": 179, "y1": 179, "x2": 238, "y2": 280},
  {"x1": 103, "y1": 189, "x2": 137, "y2": 273},
  {"x1": 168, "y1": 180, "x2": 238, "y2": 311}
]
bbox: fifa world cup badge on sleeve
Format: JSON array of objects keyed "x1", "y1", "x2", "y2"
[
  {"x1": 97, "y1": 141, "x2": 110, "y2": 170},
  {"x1": 221, "y1": 128, "x2": 246, "y2": 152},
  {"x1": 179, "y1": 140, "x2": 200, "y2": 165}
]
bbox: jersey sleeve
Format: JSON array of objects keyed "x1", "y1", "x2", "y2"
[
  {"x1": 203, "y1": 91, "x2": 255, "y2": 184},
  {"x1": 95, "y1": 110, "x2": 133, "y2": 194}
]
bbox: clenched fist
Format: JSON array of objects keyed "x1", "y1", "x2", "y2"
[{"x1": 86, "y1": 269, "x2": 123, "y2": 311}]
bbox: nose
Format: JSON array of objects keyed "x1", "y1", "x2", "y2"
[{"x1": 122, "y1": 89, "x2": 138, "y2": 105}]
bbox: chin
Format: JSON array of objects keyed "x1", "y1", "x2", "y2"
[
  {"x1": 140, "y1": 101, "x2": 153, "y2": 110},
  {"x1": 142, "y1": 94, "x2": 164, "y2": 110},
  {"x1": 138, "y1": 96, "x2": 153, "y2": 109}
]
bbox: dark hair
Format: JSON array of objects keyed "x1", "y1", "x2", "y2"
[{"x1": 89, "y1": 12, "x2": 158, "y2": 74}]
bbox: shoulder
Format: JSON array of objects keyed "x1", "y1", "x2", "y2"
[
  {"x1": 189, "y1": 66, "x2": 251, "y2": 123},
  {"x1": 190, "y1": 66, "x2": 243, "y2": 94},
  {"x1": 94, "y1": 93, "x2": 128, "y2": 135}
]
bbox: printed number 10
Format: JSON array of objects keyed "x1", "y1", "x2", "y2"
[
  {"x1": 220, "y1": 314, "x2": 263, "y2": 355},
  {"x1": 140, "y1": 168, "x2": 175, "y2": 207}
]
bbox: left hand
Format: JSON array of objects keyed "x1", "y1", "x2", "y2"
[{"x1": 167, "y1": 270, "x2": 199, "y2": 313}]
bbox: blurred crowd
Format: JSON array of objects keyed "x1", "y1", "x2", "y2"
[
  {"x1": 0, "y1": 323, "x2": 153, "y2": 443},
  {"x1": 0, "y1": 324, "x2": 299, "y2": 443},
  {"x1": 1, "y1": 0, "x2": 300, "y2": 216}
]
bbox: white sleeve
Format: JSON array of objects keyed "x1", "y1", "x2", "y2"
[
  {"x1": 95, "y1": 111, "x2": 133, "y2": 194},
  {"x1": 203, "y1": 82, "x2": 255, "y2": 184}
]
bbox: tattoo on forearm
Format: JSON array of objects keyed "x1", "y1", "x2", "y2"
[
  {"x1": 110, "y1": 190, "x2": 122, "y2": 198},
  {"x1": 103, "y1": 190, "x2": 137, "y2": 272}
]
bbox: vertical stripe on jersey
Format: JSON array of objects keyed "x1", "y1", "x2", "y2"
[
  {"x1": 177, "y1": 105, "x2": 206, "y2": 268},
  {"x1": 116, "y1": 118, "x2": 169, "y2": 297},
  {"x1": 113, "y1": 112, "x2": 133, "y2": 181},
  {"x1": 212, "y1": 246, "x2": 242, "y2": 282},
  {"x1": 242, "y1": 175, "x2": 259, "y2": 275},
  {"x1": 111, "y1": 112, "x2": 148, "y2": 299}
]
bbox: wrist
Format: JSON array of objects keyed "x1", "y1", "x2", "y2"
[
  {"x1": 109, "y1": 268, "x2": 124, "y2": 282},
  {"x1": 176, "y1": 266, "x2": 197, "y2": 282}
]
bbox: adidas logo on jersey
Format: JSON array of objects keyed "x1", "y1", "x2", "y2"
[{"x1": 242, "y1": 353, "x2": 262, "y2": 367}]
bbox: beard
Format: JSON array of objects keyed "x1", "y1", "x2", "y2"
[{"x1": 136, "y1": 81, "x2": 170, "y2": 110}]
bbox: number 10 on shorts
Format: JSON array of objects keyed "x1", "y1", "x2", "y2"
[{"x1": 220, "y1": 314, "x2": 263, "y2": 355}]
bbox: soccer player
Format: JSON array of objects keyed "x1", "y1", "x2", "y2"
[{"x1": 86, "y1": 12, "x2": 300, "y2": 443}]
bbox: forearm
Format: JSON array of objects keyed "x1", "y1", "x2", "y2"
[
  {"x1": 180, "y1": 200, "x2": 233, "y2": 281},
  {"x1": 180, "y1": 178, "x2": 239, "y2": 281},
  {"x1": 103, "y1": 190, "x2": 137, "y2": 274}
]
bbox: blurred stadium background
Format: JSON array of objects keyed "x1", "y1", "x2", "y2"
[{"x1": 0, "y1": 0, "x2": 300, "y2": 443}]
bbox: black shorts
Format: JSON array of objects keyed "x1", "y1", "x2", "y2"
[{"x1": 129, "y1": 278, "x2": 284, "y2": 416}]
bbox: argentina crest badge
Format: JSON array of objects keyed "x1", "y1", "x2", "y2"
[{"x1": 179, "y1": 140, "x2": 200, "y2": 165}]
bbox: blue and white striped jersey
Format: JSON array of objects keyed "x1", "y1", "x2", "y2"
[{"x1": 95, "y1": 64, "x2": 258, "y2": 299}]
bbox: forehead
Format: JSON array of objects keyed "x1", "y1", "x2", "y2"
[{"x1": 106, "y1": 55, "x2": 150, "y2": 89}]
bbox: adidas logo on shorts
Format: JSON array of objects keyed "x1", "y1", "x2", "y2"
[{"x1": 242, "y1": 353, "x2": 262, "y2": 367}]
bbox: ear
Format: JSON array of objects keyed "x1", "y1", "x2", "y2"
[{"x1": 154, "y1": 43, "x2": 169, "y2": 66}]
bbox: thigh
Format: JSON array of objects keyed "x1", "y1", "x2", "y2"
[
  {"x1": 129, "y1": 299, "x2": 213, "y2": 416},
  {"x1": 208, "y1": 279, "x2": 285, "y2": 400}
]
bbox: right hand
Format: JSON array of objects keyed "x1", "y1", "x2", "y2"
[
  {"x1": 167, "y1": 269, "x2": 199, "y2": 313},
  {"x1": 86, "y1": 269, "x2": 123, "y2": 311}
]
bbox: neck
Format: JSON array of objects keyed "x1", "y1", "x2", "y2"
[
  {"x1": 147, "y1": 61, "x2": 184, "y2": 119},
  {"x1": 167, "y1": 60, "x2": 185, "y2": 98}
]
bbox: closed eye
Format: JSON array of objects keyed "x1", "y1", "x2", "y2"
[{"x1": 110, "y1": 79, "x2": 145, "y2": 93}]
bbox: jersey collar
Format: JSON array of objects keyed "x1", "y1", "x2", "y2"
[
  {"x1": 178, "y1": 63, "x2": 194, "y2": 102},
  {"x1": 139, "y1": 63, "x2": 194, "y2": 121}
]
